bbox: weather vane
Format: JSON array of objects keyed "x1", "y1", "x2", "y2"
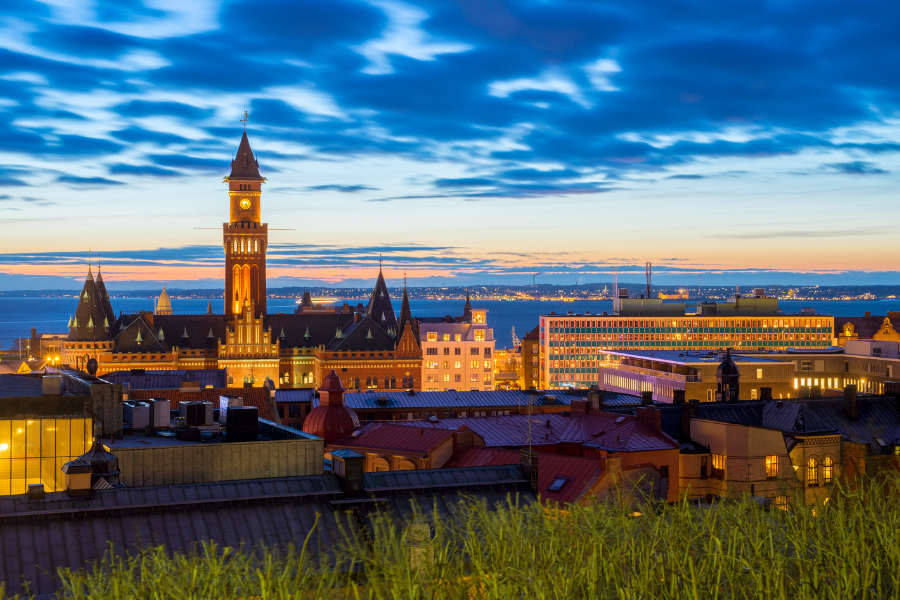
[{"x1": 240, "y1": 109, "x2": 248, "y2": 130}]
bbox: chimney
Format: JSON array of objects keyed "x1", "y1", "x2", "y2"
[
  {"x1": 641, "y1": 390, "x2": 653, "y2": 405},
  {"x1": 681, "y1": 400, "x2": 700, "y2": 440},
  {"x1": 587, "y1": 385, "x2": 603, "y2": 410},
  {"x1": 61, "y1": 458, "x2": 93, "y2": 497},
  {"x1": 759, "y1": 387, "x2": 773, "y2": 402},
  {"x1": 844, "y1": 385, "x2": 858, "y2": 421},
  {"x1": 332, "y1": 451, "x2": 365, "y2": 494},
  {"x1": 810, "y1": 385, "x2": 822, "y2": 399},
  {"x1": 672, "y1": 389, "x2": 686, "y2": 405},
  {"x1": 865, "y1": 311, "x2": 871, "y2": 319},
  {"x1": 636, "y1": 407, "x2": 661, "y2": 434},
  {"x1": 570, "y1": 398, "x2": 588, "y2": 414},
  {"x1": 519, "y1": 448, "x2": 539, "y2": 494}
]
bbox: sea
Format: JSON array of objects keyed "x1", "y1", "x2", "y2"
[{"x1": 2, "y1": 297, "x2": 900, "y2": 350}]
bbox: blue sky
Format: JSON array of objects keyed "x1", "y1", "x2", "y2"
[{"x1": 1, "y1": 0, "x2": 899, "y2": 290}]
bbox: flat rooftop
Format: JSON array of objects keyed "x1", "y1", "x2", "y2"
[{"x1": 604, "y1": 350, "x2": 783, "y2": 365}]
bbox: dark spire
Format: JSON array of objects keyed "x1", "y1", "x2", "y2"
[
  {"x1": 228, "y1": 130, "x2": 262, "y2": 179},
  {"x1": 398, "y1": 273, "x2": 412, "y2": 335},
  {"x1": 716, "y1": 348, "x2": 741, "y2": 402},
  {"x1": 366, "y1": 266, "x2": 397, "y2": 333},
  {"x1": 463, "y1": 288, "x2": 473, "y2": 321},
  {"x1": 69, "y1": 264, "x2": 111, "y2": 341},
  {"x1": 94, "y1": 261, "x2": 116, "y2": 328}
]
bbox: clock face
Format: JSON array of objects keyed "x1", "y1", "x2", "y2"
[{"x1": 239, "y1": 198, "x2": 251, "y2": 210}]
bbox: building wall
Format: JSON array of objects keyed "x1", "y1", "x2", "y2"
[
  {"x1": 521, "y1": 333, "x2": 541, "y2": 390},
  {"x1": 689, "y1": 420, "x2": 797, "y2": 502},
  {"x1": 114, "y1": 437, "x2": 323, "y2": 487},
  {"x1": 619, "y1": 448, "x2": 681, "y2": 503},
  {"x1": 761, "y1": 352, "x2": 900, "y2": 395},
  {"x1": 540, "y1": 314, "x2": 835, "y2": 390},
  {"x1": 420, "y1": 316, "x2": 495, "y2": 391}
]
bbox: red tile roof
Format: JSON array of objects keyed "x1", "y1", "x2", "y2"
[
  {"x1": 329, "y1": 423, "x2": 456, "y2": 456},
  {"x1": 449, "y1": 447, "x2": 520, "y2": 468},
  {"x1": 130, "y1": 387, "x2": 274, "y2": 421},
  {"x1": 387, "y1": 412, "x2": 677, "y2": 452}
]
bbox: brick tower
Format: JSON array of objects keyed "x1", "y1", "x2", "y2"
[{"x1": 223, "y1": 129, "x2": 267, "y2": 319}]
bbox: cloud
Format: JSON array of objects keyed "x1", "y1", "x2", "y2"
[
  {"x1": 109, "y1": 164, "x2": 180, "y2": 177},
  {"x1": 304, "y1": 184, "x2": 378, "y2": 192},
  {"x1": 823, "y1": 161, "x2": 888, "y2": 175},
  {"x1": 712, "y1": 227, "x2": 890, "y2": 240},
  {"x1": 57, "y1": 175, "x2": 124, "y2": 187}
]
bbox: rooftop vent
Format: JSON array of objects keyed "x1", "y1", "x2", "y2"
[
  {"x1": 351, "y1": 430, "x2": 363, "y2": 437},
  {"x1": 375, "y1": 396, "x2": 389, "y2": 405},
  {"x1": 428, "y1": 415, "x2": 439, "y2": 422},
  {"x1": 547, "y1": 477, "x2": 567, "y2": 492}
]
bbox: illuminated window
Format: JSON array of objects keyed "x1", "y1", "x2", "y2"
[
  {"x1": 765, "y1": 455, "x2": 778, "y2": 479},
  {"x1": 455, "y1": 361, "x2": 461, "y2": 369},
  {"x1": 823, "y1": 456, "x2": 834, "y2": 484},
  {"x1": 474, "y1": 330, "x2": 485, "y2": 341},
  {"x1": 442, "y1": 334, "x2": 450, "y2": 341},
  {"x1": 775, "y1": 495, "x2": 788, "y2": 510},
  {"x1": 807, "y1": 457, "x2": 818, "y2": 486},
  {"x1": 427, "y1": 332, "x2": 437, "y2": 342},
  {"x1": 711, "y1": 454, "x2": 725, "y2": 478},
  {"x1": 484, "y1": 360, "x2": 491, "y2": 369},
  {"x1": 470, "y1": 361, "x2": 479, "y2": 369},
  {"x1": 443, "y1": 361, "x2": 449, "y2": 369},
  {"x1": 470, "y1": 374, "x2": 479, "y2": 382},
  {"x1": 443, "y1": 374, "x2": 450, "y2": 382},
  {"x1": 455, "y1": 334, "x2": 462, "y2": 342},
  {"x1": 757, "y1": 368, "x2": 763, "y2": 379}
]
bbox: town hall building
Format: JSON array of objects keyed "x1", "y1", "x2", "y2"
[{"x1": 61, "y1": 130, "x2": 423, "y2": 390}]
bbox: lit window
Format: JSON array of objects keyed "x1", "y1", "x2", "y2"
[
  {"x1": 484, "y1": 360, "x2": 491, "y2": 369},
  {"x1": 474, "y1": 330, "x2": 485, "y2": 341},
  {"x1": 765, "y1": 455, "x2": 778, "y2": 478},
  {"x1": 711, "y1": 454, "x2": 725, "y2": 478},
  {"x1": 807, "y1": 458, "x2": 818, "y2": 486},
  {"x1": 455, "y1": 334, "x2": 462, "y2": 341},
  {"x1": 470, "y1": 374, "x2": 479, "y2": 382},
  {"x1": 443, "y1": 361, "x2": 449, "y2": 369},
  {"x1": 757, "y1": 368, "x2": 763, "y2": 379},
  {"x1": 775, "y1": 495, "x2": 788, "y2": 510},
  {"x1": 455, "y1": 361, "x2": 461, "y2": 369},
  {"x1": 470, "y1": 360, "x2": 479, "y2": 369},
  {"x1": 427, "y1": 332, "x2": 437, "y2": 342},
  {"x1": 548, "y1": 477, "x2": 567, "y2": 492},
  {"x1": 823, "y1": 456, "x2": 833, "y2": 484},
  {"x1": 443, "y1": 374, "x2": 450, "y2": 382}
]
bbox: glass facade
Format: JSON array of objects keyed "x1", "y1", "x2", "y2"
[
  {"x1": 541, "y1": 315, "x2": 834, "y2": 389},
  {"x1": 0, "y1": 418, "x2": 91, "y2": 495}
]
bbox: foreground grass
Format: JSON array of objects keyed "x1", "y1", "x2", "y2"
[{"x1": 5, "y1": 475, "x2": 900, "y2": 600}]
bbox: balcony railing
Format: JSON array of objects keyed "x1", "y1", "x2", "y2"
[{"x1": 601, "y1": 363, "x2": 701, "y2": 383}]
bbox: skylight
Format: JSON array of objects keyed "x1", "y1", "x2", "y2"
[
  {"x1": 548, "y1": 477, "x2": 567, "y2": 492},
  {"x1": 615, "y1": 416, "x2": 627, "y2": 423}
]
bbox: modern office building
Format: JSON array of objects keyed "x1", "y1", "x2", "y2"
[
  {"x1": 539, "y1": 291, "x2": 834, "y2": 389},
  {"x1": 420, "y1": 308, "x2": 495, "y2": 391},
  {"x1": 597, "y1": 349, "x2": 796, "y2": 402}
]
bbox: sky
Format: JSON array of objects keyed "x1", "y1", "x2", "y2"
[{"x1": 1, "y1": 0, "x2": 899, "y2": 290}]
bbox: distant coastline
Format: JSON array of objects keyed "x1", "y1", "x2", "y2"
[{"x1": 1, "y1": 283, "x2": 899, "y2": 302}]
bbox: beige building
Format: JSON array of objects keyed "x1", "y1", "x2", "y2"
[
  {"x1": 738, "y1": 340, "x2": 898, "y2": 395},
  {"x1": 598, "y1": 350, "x2": 795, "y2": 402},
  {"x1": 420, "y1": 309, "x2": 495, "y2": 391}
]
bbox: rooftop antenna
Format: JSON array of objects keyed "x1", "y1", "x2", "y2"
[{"x1": 646, "y1": 262, "x2": 652, "y2": 299}]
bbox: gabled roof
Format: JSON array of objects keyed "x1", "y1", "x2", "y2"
[
  {"x1": 228, "y1": 130, "x2": 262, "y2": 179},
  {"x1": 366, "y1": 268, "x2": 397, "y2": 334},
  {"x1": 523, "y1": 325, "x2": 540, "y2": 341},
  {"x1": 363, "y1": 464, "x2": 526, "y2": 491},
  {"x1": 835, "y1": 315, "x2": 900, "y2": 339},
  {"x1": 267, "y1": 313, "x2": 356, "y2": 348},
  {"x1": 111, "y1": 315, "x2": 168, "y2": 354},
  {"x1": 762, "y1": 401, "x2": 837, "y2": 434},
  {"x1": 305, "y1": 389, "x2": 574, "y2": 410},
  {"x1": 100, "y1": 369, "x2": 227, "y2": 389},
  {"x1": 327, "y1": 315, "x2": 396, "y2": 351},
  {"x1": 793, "y1": 397, "x2": 900, "y2": 450}
]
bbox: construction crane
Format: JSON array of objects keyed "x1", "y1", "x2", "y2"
[
  {"x1": 646, "y1": 262, "x2": 652, "y2": 299},
  {"x1": 511, "y1": 326, "x2": 521, "y2": 348}
]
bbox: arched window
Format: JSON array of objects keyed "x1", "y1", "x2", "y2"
[
  {"x1": 402, "y1": 376, "x2": 408, "y2": 388},
  {"x1": 233, "y1": 239, "x2": 237, "y2": 253},
  {"x1": 354, "y1": 377, "x2": 360, "y2": 390},
  {"x1": 373, "y1": 458, "x2": 390, "y2": 472},
  {"x1": 397, "y1": 460, "x2": 416, "y2": 471},
  {"x1": 823, "y1": 456, "x2": 834, "y2": 484},
  {"x1": 240, "y1": 240, "x2": 245, "y2": 253},
  {"x1": 408, "y1": 376, "x2": 414, "y2": 388},
  {"x1": 228, "y1": 376, "x2": 233, "y2": 385},
  {"x1": 384, "y1": 377, "x2": 389, "y2": 389},
  {"x1": 390, "y1": 377, "x2": 396, "y2": 389},
  {"x1": 366, "y1": 377, "x2": 372, "y2": 388},
  {"x1": 807, "y1": 457, "x2": 818, "y2": 486},
  {"x1": 254, "y1": 240, "x2": 258, "y2": 253}
]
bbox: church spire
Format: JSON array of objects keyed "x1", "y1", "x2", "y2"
[
  {"x1": 366, "y1": 264, "x2": 397, "y2": 334},
  {"x1": 398, "y1": 273, "x2": 412, "y2": 336},
  {"x1": 463, "y1": 288, "x2": 473, "y2": 322}
]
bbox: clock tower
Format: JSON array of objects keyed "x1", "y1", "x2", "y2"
[{"x1": 223, "y1": 129, "x2": 267, "y2": 319}]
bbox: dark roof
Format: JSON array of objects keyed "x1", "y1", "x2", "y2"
[
  {"x1": 835, "y1": 315, "x2": 900, "y2": 339},
  {"x1": 328, "y1": 315, "x2": 396, "y2": 351},
  {"x1": 363, "y1": 464, "x2": 526, "y2": 491},
  {"x1": 228, "y1": 130, "x2": 262, "y2": 179},
  {"x1": 376, "y1": 412, "x2": 678, "y2": 452},
  {"x1": 535, "y1": 453, "x2": 605, "y2": 504},
  {"x1": 0, "y1": 374, "x2": 43, "y2": 398},
  {"x1": 796, "y1": 396, "x2": 900, "y2": 451},
  {"x1": 523, "y1": 325, "x2": 540, "y2": 341},
  {"x1": 94, "y1": 269, "x2": 116, "y2": 328},
  {"x1": 366, "y1": 269, "x2": 398, "y2": 335},
  {"x1": 306, "y1": 389, "x2": 574, "y2": 410},
  {"x1": 268, "y1": 313, "x2": 355, "y2": 348},
  {"x1": 100, "y1": 369, "x2": 227, "y2": 389}
]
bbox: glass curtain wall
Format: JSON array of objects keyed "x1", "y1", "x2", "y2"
[{"x1": 0, "y1": 418, "x2": 91, "y2": 495}]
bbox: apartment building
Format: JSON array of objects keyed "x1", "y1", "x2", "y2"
[{"x1": 420, "y1": 309, "x2": 495, "y2": 391}]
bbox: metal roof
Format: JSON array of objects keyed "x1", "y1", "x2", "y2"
[
  {"x1": 0, "y1": 374, "x2": 44, "y2": 398},
  {"x1": 605, "y1": 349, "x2": 783, "y2": 365},
  {"x1": 101, "y1": 369, "x2": 227, "y2": 389},
  {"x1": 363, "y1": 464, "x2": 526, "y2": 491},
  {"x1": 379, "y1": 412, "x2": 678, "y2": 452},
  {"x1": 280, "y1": 389, "x2": 575, "y2": 410},
  {"x1": 330, "y1": 423, "x2": 456, "y2": 455}
]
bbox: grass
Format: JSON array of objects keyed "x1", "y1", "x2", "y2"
[{"x1": 5, "y1": 474, "x2": 900, "y2": 599}]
